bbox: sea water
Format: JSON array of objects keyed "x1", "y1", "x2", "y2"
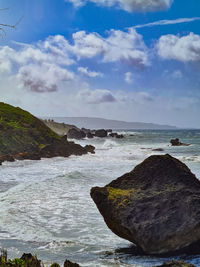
[{"x1": 0, "y1": 130, "x2": 200, "y2": 267}]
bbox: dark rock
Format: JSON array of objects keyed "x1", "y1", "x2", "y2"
[
  {"x1": 109, "y1": 133, "x2": 124, "y2": 139},
  {"x1": 50, "y1": 263, "x2": 60, "y2": 267},
  {"x1": 20, "y1": 253, "x2": 41, "y2": 267},
  {"x1": 116, "y1": 134, "x2": 124, "y2": 139},
  {"x1": 170, "y1": 138, "x2": 190, "y2": 146},
  {"x1": 107, "y1": 129, "x2": 113, "y2": 133},
  {"x1": 61, "y1": 135, "x2": 68, "y2": 142},
  {"x1": 64, "y1": 259, "x2": 81, "y2": 267},
  {"x1": 109, "y1": 133, "x2": 116, "y2": 137},
  {"x1": 81, "y1": 128, "x2": 91, "y2": 134},
  {"x1": 67, "y1": 128, "x2": 86, "y2": 139},
  {"x1": 0, "y1": 154, "x2": 15, "y2": 163},
  {"x1": 40, "y1": 139, "x2": 90, "y2": 158},
  {"x1": 84, "y1": 145, "x2": 95, "y2": 154},
  {"x1": 154, "y1": 260, "x2": 196, "y2": 267},
  {"x1": 95, "y1": 129, "x2": 108, "y2": 138},
  {"x1": 152, "y1": 148, "x2": 164, "y2": 152},
  {"x1": 87, "y1": 132, "x2": 94, "y2": 139},
  {"x1": 14, "y1": 152, "x2": 41, "y2": 160},
  {"x1": 91, "y1": 154, "x2": 200, "y2": 255}
]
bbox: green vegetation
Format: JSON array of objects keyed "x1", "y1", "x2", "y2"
[
  {"x1": 0, "y1": 102, "x2": 60, "y2": 155},
  {"x1": 106, "y1": 186, "x2": 136, "y2": 207}
]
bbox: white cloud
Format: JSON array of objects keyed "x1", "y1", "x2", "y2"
[
  {"x1": 157, "y1": 32, "x2": 200, "y2": 62},
  {"x1": 125, "y1": 72, "x2": 133, "y2": 84},
  {"x1": 78, "y1": 67, "x2": 103, "y2": 77},
  {"x1": 18, "y1": 63, "x2": 74, "y2": 93},
  {"x1": 78, "y1": 89, "x2": 116, "y2": 104},
  {"x1": 134, "y1": 17, "x2": 200, "y2": 29},
  {"x1": 67, "y1": 0, "x2": 173, "y2": 12},
  {"x1": 72, "y1": 29, "x2": 148, "y2": 67}
]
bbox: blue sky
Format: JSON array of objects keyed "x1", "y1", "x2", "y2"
[{"x1": 0, "y1": 0, "x2": 200, "y2": 127}]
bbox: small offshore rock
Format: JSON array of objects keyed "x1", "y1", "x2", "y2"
[
  {"x1": 84, "y1": 145, "x2": 95, "y2": 154},
  {"x1": 64, "y1": 259, "x2": 81, "y2": 267},
  {"x1": 170, "y1": 138, "x2": 190, "y2": 146},
  {"x1": 152, "y1": 148, "x2": 164, "y2": 152}
]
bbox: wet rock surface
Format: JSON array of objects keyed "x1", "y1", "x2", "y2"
[
  {"x1": 154, "y1": 260, "x2": 196, "y2": 267},
  {"x1": 170, "y1": 138, "x2": 190, "y2": 146},
  {"x1": 91, "y1": 154, "x2": 200, "y2": 255}
]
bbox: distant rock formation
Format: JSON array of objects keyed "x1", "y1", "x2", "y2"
[
  {"x1": 91, "y1": 154, "x2": 200, "y2": 255},
  {"x1": 170, "y1": 138, "x2": 190, "y2": 146}
]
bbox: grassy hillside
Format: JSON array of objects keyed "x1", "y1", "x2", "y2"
[{"x1": 0, "y1": 102, "x2": 60, "y2": 155}]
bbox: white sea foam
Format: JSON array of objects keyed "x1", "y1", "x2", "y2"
[{"x1": 0, "y1": 130, "x2": 199, "y2": 266}]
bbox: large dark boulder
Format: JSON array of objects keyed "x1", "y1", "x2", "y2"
[
  {"x1": 67, "y1": 128, "x2": 86, "y2": 139},
  {"x1": 94, "y1": 129, "x2": 107, "y2": 138},
  {"x1": 91, "y1": 154, "x2": 200, "y2": 255}
]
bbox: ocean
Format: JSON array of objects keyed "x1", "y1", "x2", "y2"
[{"x1": 0, "y1": 129, "x2": 200, "y2": 266}]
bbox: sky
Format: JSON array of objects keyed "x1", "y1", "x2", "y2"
[{"x1": 0, "y1": 0, "x2": 200, "y2": 127}]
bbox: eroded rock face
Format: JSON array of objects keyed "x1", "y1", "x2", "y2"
[{"x1": 91, "y1": 154, "x2": 200, "y2": 255}]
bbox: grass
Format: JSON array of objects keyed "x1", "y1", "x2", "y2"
[{"x1": 0, "y1": 102, "x2": 60, "y2": 155}]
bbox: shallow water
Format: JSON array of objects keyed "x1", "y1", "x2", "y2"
[{"x1": 0, "y1": 130, "x2": 200, "y2": 266}]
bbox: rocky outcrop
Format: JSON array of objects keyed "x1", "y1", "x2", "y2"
[
  {"x1": 109, "y1": 133, "x2": 124, "y2": 139},
  {"x1": 67, "y1": 128, "x2": 86, "y2": 139},
  {"x1": 154, "y1": 261, "x2": 196, "y2": 267},
  {"x1": 0, "y1": 102, "x2": 95, "y2": 165},
  {"x1": 64, "y1": 260, "x2": 81, "y2": 267},
  {"x1": 170, "y1": 138, "x2": 190, "y2": 146},
  {"x1": 94, "y1": 129, "x2": 108, "y2": 138},
  {"x1": 91, "y1": 154, "x2": 200, "y2": 255},
  {"x1": 87, "y1": 132, "x2": 94, "y2": 139}
]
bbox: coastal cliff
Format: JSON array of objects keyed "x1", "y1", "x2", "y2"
[{"x1": 0, "y1": 102, "x2": 94, "y2": 164}]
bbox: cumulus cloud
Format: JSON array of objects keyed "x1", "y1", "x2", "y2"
[
  {"x1": 78, "y1": 67, "x2": 103, "y2": 77},
  {"x1": 72, "y1": 29, "x2": 148, "y2": 67},
  {"x1": 78, "y1": 89, "x2": 116, "y2": 104},
  {"x1": 157, "y1": 32, "x2": 200, "y2": 62},
  {"x1": 0, "y1": 36, "x2": 75, "y2": 93},
  {"x1": 67, "y1": 0, "x2": 173, "y2": 12},
  {"x1": 0, "y1": 27, "x2": 148, "y2": 94},
  {"x1": 18, "y1": 63, "x2": 74, "y2": 93}
]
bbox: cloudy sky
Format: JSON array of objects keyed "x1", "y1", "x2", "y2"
[{"x1": 0, "y1": 0, "x2": 200, "y2": 127}]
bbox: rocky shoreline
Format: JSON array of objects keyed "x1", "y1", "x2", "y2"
[
  {"x1": 0, "y1": 251, "x2": 196, "y2": 267},
  {"x1": 0, "y1": 103, "x2": 95, "y2": 165}
]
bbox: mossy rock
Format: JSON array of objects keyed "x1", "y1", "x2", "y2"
[{"x1": 91, "y1": 154, "x2": 200, "y2": 255}]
